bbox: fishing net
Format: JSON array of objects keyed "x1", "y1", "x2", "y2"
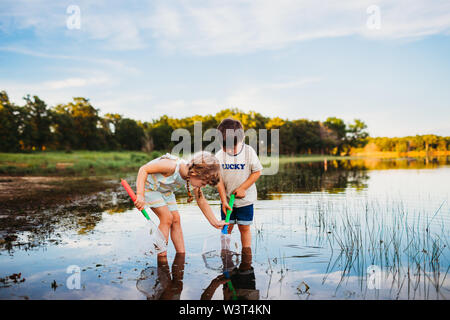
[
  {"x1": 146, "y1": 220, "x2": 168, "y2": 255},
  {"x1": 201, "y1": 234, "x2": 241, "y2": 272}
]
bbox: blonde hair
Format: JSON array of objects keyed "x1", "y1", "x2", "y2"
[{"x1": 185, "y1": 151, "x2": 221, "y2": 203}]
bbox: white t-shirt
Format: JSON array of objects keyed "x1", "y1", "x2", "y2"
[{"x1": 215, "y1": 144, "x2": 263, "y2": 208}]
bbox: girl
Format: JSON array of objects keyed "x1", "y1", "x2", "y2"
[{"x1": 134, "y1": 151, "x2": 227, "y2": 256}]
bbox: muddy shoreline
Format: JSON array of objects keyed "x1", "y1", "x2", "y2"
[
  {"x1": 0, "y1": 175, "x2": 134, "y2": 250},
  {"x1": 0, "y1": 175, "x2": 119, "y2": 211}
]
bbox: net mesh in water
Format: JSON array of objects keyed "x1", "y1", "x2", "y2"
[
  {"x1": 201, "y1": 234, "x2": 241, "y2": 272},
  {"x1": 147, "y1": 222, "x2": 168, "y2": 255}
]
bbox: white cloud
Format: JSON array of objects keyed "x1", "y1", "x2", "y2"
[
  {"x1": 1, "y1": 1, "x2": 449, "y2": 55},
  {"x1": 264, "y1": 78, "x2": 321, "y2": 90},
  {"x1": 124, "y1": 77, "x2": 321, "y2": 121},
  {"x1": 222, "y1": 77, "x2": 322, "y2": 117},
  {"x1": 44, "y1": 77, "x2": 111, "y2": 89},
  {"x1": 0, "y1": 75, "x2": 115, "y2": 106},
  {"x1": 148, "y1": 98, "x2": 221, "y2": 119},
  {"x1": 148, "y1": 0, "x2": 450, "y2": 55}
]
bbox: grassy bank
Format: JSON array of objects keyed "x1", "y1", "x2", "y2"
[
  {"x1": 0, "y1": 150, "x2": 162, "y2": 176},
  {"x1": 0, "y1": 152, "x2": 357, "y2": 176},
  {"x1": 1, "y1": 150, "x2": 448, "y2": 177}
]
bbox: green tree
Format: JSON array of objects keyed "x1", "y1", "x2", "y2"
[
  {"x1": 57, "y1": 97, "x2": 104, "y2": 150},
  {"x1": 423, "y1": 135, "x2": 438, "y2": 153},
  {"x1": 23, "y1": 95, "x2": 52, "y2": 150},
  {"x1": 115, "y1": 118, "x2": 144, "y2": 150},
  {"x1": 0, "y1": 91, "x2": 20, "y2": 151},
  {"x1": 323, "y1": 117, "x2": 346, "y2": 154},
  {"x1": 101, "y1": 113, "x2": 122, "y2": 150},
  {"x1": 50, "y1": 105, "x2": 79, "y2": 150},
  {"x1": 278, "y1": 120, "x2": 297, "y2": 155},
  {"x1": 292, "y1": 119, "x2": 322, "y2": 154},
  {"x1": 345, "y1": 119, "x2": 369, "y2": 153},
  {"x1": 149, "y1": 116, "x2": 174, "y2": 151}
]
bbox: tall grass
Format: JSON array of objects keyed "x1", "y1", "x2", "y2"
[{"x1": 315, "y1": 198, "x2": 449, "y2": 299}]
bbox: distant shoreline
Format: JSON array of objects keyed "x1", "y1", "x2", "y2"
[
  {"x1": 349, "y1": 150, "x2": 450, "y2": 158},
  {"x1": 1, "y1": 150, "x2": 448, "y2": 177}
]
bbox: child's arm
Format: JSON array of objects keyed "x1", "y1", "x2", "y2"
[
  {"x1": 201, "y1": 274, "x2": 227, "y2": 300},
  {"x1": 194, "y1": 188, "x2": 228, "y2": 229},
  {"x1": 134, "y1": 159, "x2": 175, "y2": 210},
  {"x1": 217, "y1": 175, "x2": 231, "y2": 215},
  {"x1": 233, "y1": 170, "x2": 261, "y2": 198}
]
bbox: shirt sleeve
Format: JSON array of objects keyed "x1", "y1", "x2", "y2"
[{"x1": 249, "y1": 145, "x2": 263, "y2": 173}]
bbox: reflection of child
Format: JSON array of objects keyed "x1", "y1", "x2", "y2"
[
  {"x1": 216, "y1": 118, "x2": 263, "y2": 249},
  {"x1": 134, "y1": 152, "x2": 228, "y2": 256},
  {"x1": 136, "y1": 253, "x2": 185, "y2": 300},
  {"x1": 201, "y1": 247, "x2": 259, "y2": 300}
]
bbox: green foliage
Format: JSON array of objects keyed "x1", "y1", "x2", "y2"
[
  {"x1": 116, "y1": 118, "x2": 144, "y2": 150},
  {"x1": 150, "y1": 150, "x2": 163, "y2": 159},
  {"x1": 130, "y1": 153, "x2": 150, "y2": 164},
  {"x1": 0, "y1": 90, "x2": 448, "y2": 155},
  {"x1": 0, "y1": 91, "x2": 20, "y2": 152},
  {"x1": 368, "y1": 134, "x2": 449, "y2": 153}
]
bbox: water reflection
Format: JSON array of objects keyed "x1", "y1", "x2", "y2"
[
  {"x1": 257, "y1": 162, "x2": 369, "y2": 197},
  {"x1": 2, "y1": 157, "x2": 448, "y2": 253},
  {"x1": 257, "y1": 156, "x2": 449, "y2": 197},
  {"x1": 136, "y1": 253, "x2": 185, "y2": 300},
  {"x1": 0, "y1": 157, "x2": 449, "y2": 300},
  {"x1": 202, "y1": 247, "x2": 258, "y2": 300}
]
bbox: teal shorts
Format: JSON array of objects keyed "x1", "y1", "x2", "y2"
[{"x1": 145, "y1": 190, "x2": 178, "y2": 212}]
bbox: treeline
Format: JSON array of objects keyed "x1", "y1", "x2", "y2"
[
  {"x1": 1, "y1": 90, "x2": 448, "y2": 154},
  {"x1": 366, "y1": 136, "x2": 450, "y2": 153}
]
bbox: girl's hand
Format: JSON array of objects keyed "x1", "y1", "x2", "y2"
[
  {"x1": 134, "y1": 194, "x2": 146, "y2": 211},
  {"x1": 213, "y1": 220, "x2": 229, "y2": 230},
  {"x1": 222, "y1": 202, "x2": 232, "y2": 215},
  {"x1": 212, "y1": 274, "x2": 228, "y2": 286}
]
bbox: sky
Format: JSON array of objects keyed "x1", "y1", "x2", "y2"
[{"x1": 0, "y1": 0, "x2": 449, "y2": 137}]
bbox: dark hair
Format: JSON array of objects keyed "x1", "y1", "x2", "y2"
[{"x1": 217, "y1": 118, "x2": 244, "y2": 148}]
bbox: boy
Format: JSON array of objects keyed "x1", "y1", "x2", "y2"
[{"x1": 215, "y1": 118, "x2": 262, "y2": 249}]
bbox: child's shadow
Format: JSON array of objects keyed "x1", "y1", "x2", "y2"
[
  {"x1": 201, "y1": 247, "x2": 259, "y2": 300},
  {"x1": 136, "y1": 253, "x2": 185, "y2": 300}
]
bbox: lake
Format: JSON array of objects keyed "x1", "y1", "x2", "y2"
[{"x1": 0, "y1": 157, "x2": 449, "y2": 300}]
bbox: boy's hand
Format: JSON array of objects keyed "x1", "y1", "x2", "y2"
[
  {"x1": 222, "y1": 202, "x2": 232, "y2": 215},
  {"x1": 134, "y1": 194, "x2": 146, "y2": 211},
  {"x1": 233, "y1": 187, "x2": 246, "y2": 198}
]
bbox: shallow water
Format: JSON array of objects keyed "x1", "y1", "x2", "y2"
[{"x1": 0, "y1": 157, "x2": 449, "y2": 300}]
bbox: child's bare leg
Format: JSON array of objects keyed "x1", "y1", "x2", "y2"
[
  {"x1": 169, "y1": 210, "x2": 185, "y2": 253},
  {"x1": 151, "y1": 206, "x2": 173, "y2": 256},
  {"x1": 240, "y1": 247, "x2": 252, "y2": 270},
  {"x1": 226, "y1": 223, "x2": 235, "y2": 234},
  {"x1": 238, "y1": 224, "x2": 251, "y2": 248}
]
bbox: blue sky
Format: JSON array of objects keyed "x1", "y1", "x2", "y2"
[{"x1": 0, "y1": 0, "x2": 449, "y2": 137}]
